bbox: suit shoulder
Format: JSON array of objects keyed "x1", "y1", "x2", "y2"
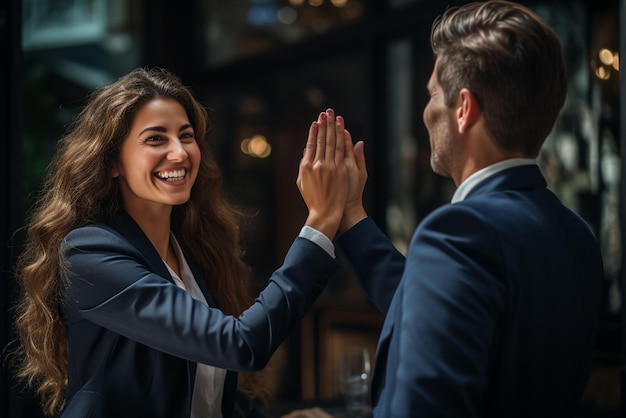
[
  {"x1": 65, "y1": 223, "x2": 121, "y2": 240},
  {"x1": 418, "y1": 203, "x2": 490, "y2": 232},
  {"x1": 63, "y1": 223, "x2": 138, "y2": 255}
]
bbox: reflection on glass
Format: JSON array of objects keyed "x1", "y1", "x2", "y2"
[
  {"x1": 384, "y1": 37, "x2": 455, "y2": 255},
  {"x1": 203, "y1": 0, "x2": 364, "y2": 67},
  {"x1": 340, "y1": 347, "x2": 371, "y2": 417},
  {"x1": 535, "y1": 1, "x2": 620, "y2": 317},
  {"x1": 21, "y1": 0, "x2": 141, "y2": 199},
  {"x1": 385, "y1": 39, "x2": 418, "y2": 255},
  {"x1": 22, "y1": 0, "x2": 108, "y2": 50}
]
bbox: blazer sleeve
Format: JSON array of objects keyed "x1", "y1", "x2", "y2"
[
  {"x1": 62, "y1": 225, "x2": 339, "y2": 371},
  {"x1": 388, "y1": 204, "x2": 506, "y2": 417},
  {"x1": 335, "y1": 217, "x2": 405, "y2": 314}
]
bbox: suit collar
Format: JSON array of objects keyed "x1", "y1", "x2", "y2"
[
  {"x1": 453, "y1": 159, "x2": 537, "y2": 203},
  {"x1": 464, "y1": 164, "x2": 547, "y2": 201}
]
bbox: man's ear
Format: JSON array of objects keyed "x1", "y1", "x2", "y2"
[{"x1": 456, "y1": 88, "x2": 481, "y2": 134}]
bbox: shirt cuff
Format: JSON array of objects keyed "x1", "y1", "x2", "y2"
[{"x1": 299, "y1": 226, "x2": 335, "y2": 258}]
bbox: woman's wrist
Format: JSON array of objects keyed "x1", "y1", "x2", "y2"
[{"x1": 304, "y1": 211, "x2": 342, "y2": 241}]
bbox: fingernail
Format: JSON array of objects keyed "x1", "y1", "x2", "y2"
[
  {"x1": 320, "y1": 112, "x2": 327, "y2": 120},
  {"x1": 326, "y1": 108, "x2": 334, "y2": 116}
]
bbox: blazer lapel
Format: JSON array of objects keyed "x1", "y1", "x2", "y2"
[{"x1": 107, "y1": 210, "x2": 174, "y2": 283}]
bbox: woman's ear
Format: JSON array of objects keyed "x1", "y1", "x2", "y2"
[
  {"x1": 456, "y1": 88, "x2": 481, "y2": 134},
  {"x1": 110, "y1": 165, "x2": 120, "y2": 178}
]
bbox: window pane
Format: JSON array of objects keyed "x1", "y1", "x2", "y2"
[
  {"x1": 203, "y1": 0, "x2": 365, "y2": 67},
  {"x1": 535, "y1": 1, "x2": 621, "y2": 319}
]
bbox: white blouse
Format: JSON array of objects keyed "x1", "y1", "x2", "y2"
[{"x1": 164, "y1": 235, "x2": 226, "y2": 418}]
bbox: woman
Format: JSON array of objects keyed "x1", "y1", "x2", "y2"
[{"x1": 13, "y1": 67, "x2": 348, "y2": 417}]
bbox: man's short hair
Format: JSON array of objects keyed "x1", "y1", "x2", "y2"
[{"x1": 430, "y1": 0, "x2": 567, "y2": 156}]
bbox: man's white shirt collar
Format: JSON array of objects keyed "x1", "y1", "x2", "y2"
[{"x1": 451, "y1": 158, "x2": 537, "y2": 203}]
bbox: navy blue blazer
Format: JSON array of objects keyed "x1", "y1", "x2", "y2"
[
  {"x1": 336, "y1": 165, "x2": 604, "y2": 417},
  {"x1": 60, "y1": 210, "x2": 339, "y2": 417}
]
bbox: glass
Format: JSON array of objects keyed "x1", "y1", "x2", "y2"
[
  {"x1": 201, "y1": 0, "x2": 365, "y2": 67},
  {"x1": 534, "y1": 1, "x2": 620, "y2": 320},
  {"x1": 340, "y1": 347, "x2": 371, "y2": 417},
  {"x1": 21, "y1": 0, "x2": 141, "y2": 200}
]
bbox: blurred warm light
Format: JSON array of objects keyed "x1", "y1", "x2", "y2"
[
  {"x1": 309, "y1": 0, "x2": 323, "y2": 6},
  {"x1": 241, "y1": 135, "x2": 272, "y2": 158},
  {"x1": 289, "y1": 0, "x2": 305, "y2": 5},
  {"x1": 240, "y1": 138, "x2": 251, "y2": 154},
  {"x1": 331, "y1": 0, "x2": 348, "y2": 6},
  {"x1": 250, "y1": 135, "x2": 272, "y2": 158},
  {"x1": 599, "y1": 48, "x2": 614, "y2": 65},
  {"x1": 595, "y1": 66, "x2": 610, "y2": 80},
  {"x1": 592, "y1": 48, "x2": 619, "y2": 80}
]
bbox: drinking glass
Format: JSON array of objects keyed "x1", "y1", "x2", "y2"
[{"x1": 340, "y1": 347, "x2": 371, "y2": 417}]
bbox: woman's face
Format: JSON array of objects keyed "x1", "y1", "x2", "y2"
[{"x1": 112, "y1": 97, "x2": 201, "y2": 217}]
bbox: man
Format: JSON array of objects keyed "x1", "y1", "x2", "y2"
[{"x1": 334, "y1": 1, "x2": 604, "y2": 417}]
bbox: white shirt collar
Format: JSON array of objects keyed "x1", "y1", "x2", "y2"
[{"x1": 451, "y1": 158, "x2": 537, "y2": 203}]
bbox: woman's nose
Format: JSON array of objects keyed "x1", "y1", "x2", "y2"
[{"x1": 167, "y1": 139, "x2": 187, "y2": 161}]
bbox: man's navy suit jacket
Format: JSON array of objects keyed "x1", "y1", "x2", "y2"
[
  {"x1": 336, "y1": 165, "x2": 604, "y2": 417},
  {"x1": 60, "y1": 211, "x2": 338, "y2": 417}
]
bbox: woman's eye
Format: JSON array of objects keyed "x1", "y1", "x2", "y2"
[
  {"x1": 180, "y1": 132, "x2": 195, "y2": 142},
  {"x1": 146, "y1": 135, "x2": 164, "y2": 143}
]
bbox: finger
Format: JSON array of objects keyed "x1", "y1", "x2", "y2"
[
  {"x1": 302, "y1": 120, "x2": 318, "y2": 164},
  {"x1": 324, "y1": 108, "x2": 337, "y2": 163},
  {"x1": 353, "y1": 139, "x2": 366, "y2": 171},
  {"x1": 343, "y1": 128, "x2": 355, "y2": 164},
  {"x1": 344, "y1": 128, "x2": 354, "y2": 154},
  {"x1": 334, "y1": 115, "x2": 346, "y2": 165},
  {"x1": 314, "y1": 111, "x2": 327, "y2": 162}
]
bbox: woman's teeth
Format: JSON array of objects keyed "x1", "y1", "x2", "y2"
[{"x1": 155, "y1": 169, "x2": 185, "y2": 181}]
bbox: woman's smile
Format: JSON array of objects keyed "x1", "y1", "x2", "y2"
[
  {"x1": 155, "y1": 168, "x2": 188, "y2": 182},
  {"x1": 111, "y1": 97, "x2": 201, "y2": 217}
]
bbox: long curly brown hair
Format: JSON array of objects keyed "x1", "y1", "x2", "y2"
[{"x1": 13, "y1": 67, "x2": 263, "y2": 416}]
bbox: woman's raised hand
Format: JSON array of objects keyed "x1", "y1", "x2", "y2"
[{"x1": 297, "y1": 108, "x2": 348, "y2": 240}]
